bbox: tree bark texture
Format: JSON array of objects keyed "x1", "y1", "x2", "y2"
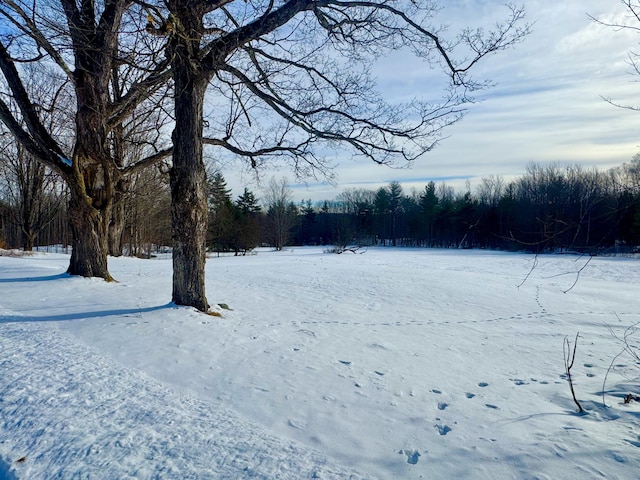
[
  {"x1": 168, "y1": 10, "x2": 209, "y2": 311},
  {"x1": 108, "y1": 178, "x2": 129, "y2": 257},
  {"x1": 169, "y1": 87, "x2": 209, "y2": 310},
  {"x1": 64, "y1": 32, "x2": 118, "y2": 280},
  {"x1": 67, "y1": 188, "x2": 113, "y2": 280}
]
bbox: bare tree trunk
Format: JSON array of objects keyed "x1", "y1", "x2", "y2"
[
  {"x1": 108, "y1": 201, "x2": 125, "y2": 256},
  {"x1": 21, "y1": 230, "x2": 36, "y2": 251},
  {"x1": 108, "y1": 180, "x2": 128, "y2": 256},
  {"x1": 169, "y1": 61, "x2": 209, "y2": 311},
  {"x1": 164, "y1": 2, "x2": 210, "y2": 312},
  {"x1": 67, "y1": 69, "x2": 115, "y2": 280},
  {"x1": 67, "y1": 189, "x2": 113, "y2": 280}
]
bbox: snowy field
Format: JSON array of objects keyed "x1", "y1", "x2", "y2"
[{"x1": 1, "y1": 247, "x2": 639, "y2": 479}]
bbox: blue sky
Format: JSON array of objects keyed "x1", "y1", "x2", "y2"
[{"x1": 219, "y1": 0, "x2": 640, "y2": 203}]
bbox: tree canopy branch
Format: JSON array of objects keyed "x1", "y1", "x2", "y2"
[
  {"x1": 0, "y1": 41, "x2": 69, "y2": 174},
  {"x1": 0, "y1": 1, "x2": 75, "y2": 83}
]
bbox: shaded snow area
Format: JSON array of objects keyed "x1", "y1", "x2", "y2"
[{"x1": 1, "y1": 248, "x2": 639, "y2": 479}]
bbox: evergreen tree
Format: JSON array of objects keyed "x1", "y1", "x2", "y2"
[
  {"x1": 236, "y1": 188, "x2": 261, "y2": 214},
  {"x1": 207, "y1": 173, "x2": 236, "y2": 253},
  {"x1": 453, "y1": 190, "x2": 478, "y2": 248},
  {"x1": 420, "y1": 182, "x2": 439, "y2": 246},
  {"x1": 373, "y1": 187, "x2": 390, "y2": 245},
  {"x1": 234, "y1": 188, "x2": 262, "y2": 255},
  {"x1": 299, "y1": 200, "x2": 317, "y2": 245}
]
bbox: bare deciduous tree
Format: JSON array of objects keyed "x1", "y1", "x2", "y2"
[
  {"x1": 0, "y1": 140, "x2": 65, "y2": 250},
  {"x1": 263, "y1": 176, "x2": 297, "y2": 251},
  {"x1": 122, "y1": 166, "x2": 171, "y2": 257},
  {"x1": 140, "y1": 0, "x2": 528, "y2": 311},
  {"x1": 0, "y1": 1, "x2": 172, "y2": 279},
  {"x1": 0, "y1": 63, "x2": 72, "y2": 251}
]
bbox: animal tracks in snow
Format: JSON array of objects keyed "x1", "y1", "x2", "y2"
[
  {"x1": 435, "y1": 423, "x2": 452, "y2": 435},
  {"x1": 400, "y1": 449, "x2": 421, "y2": 464},
  {"x1": 510, "y1": 377, "x2": 553, "y2": 387},
  {"x1": 313, "y1": 322, "x2": 602, "y2": 473},
  {"x1": 254, "y1": 309, "x2": 638, "y2": 333},
  {"x1": 333, "y1": 363, "x2": 517, "y2": 468},
  {"x1": 422, "y1": 382, "x2": 503, "y2": 442}
]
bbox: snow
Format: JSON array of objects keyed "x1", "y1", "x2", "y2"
[
  {"x1": 54, "y1": 153, "x2": 72, "y2": 167},
  {"x1": 1, "y1": 247, "x2": 639, "y2": 479}
]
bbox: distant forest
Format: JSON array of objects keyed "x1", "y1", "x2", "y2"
[{"x1": 2, "y1": 158, "x2": 640, "y2": 256}]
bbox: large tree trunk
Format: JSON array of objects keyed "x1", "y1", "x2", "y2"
[
  {"x1": 63, "y1": 30, "x2": 117, "y2": 280},
  {"x1": 166, "y1": 3, "x2": 210, "y2": 312},
  {"x1": 66, "y1": 187, "x2": 113, "y2": 280},
  {"x1": 169, "y1": 64, "x2": 209, "y2": 312},
  {"x1": 68, "y1": 75, "x2": 115, "y2": 280}
]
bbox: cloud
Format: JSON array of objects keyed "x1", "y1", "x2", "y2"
[{"x1": 217, "y1": 0, "x2": 640, "y2": 203}]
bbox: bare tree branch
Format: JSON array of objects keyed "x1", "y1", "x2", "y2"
[
  {"x1": 107, "y1": 57, "x2": 173, "y2": 127},
  {"x1": 0, "y1": 42, "x2": 70, "y2": 175},
  {"x1": 0, "y1": 1, "x2": 75, "y2": 82},
  {"x1": 121, "y1": 147, "x2": 173, "y2": 175}
]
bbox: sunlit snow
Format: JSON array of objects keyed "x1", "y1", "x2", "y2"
[{"x1": 1, "y1": 247, "x2": 639, "y2": 479}]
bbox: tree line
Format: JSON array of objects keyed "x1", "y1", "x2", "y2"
[
  {"x1": 4, "y1": 158, "x2": 639, "y2": 256},
  {"x1": 253, "y1": 160, "x2": 640, "y2": 254},
  {"x1": 301, "y1": 160, "x2": 640, "y2": 253}
]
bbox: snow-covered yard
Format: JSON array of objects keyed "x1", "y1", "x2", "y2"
[{"x1": 1, "y1": 247, "x2": 639, "y2": 479}]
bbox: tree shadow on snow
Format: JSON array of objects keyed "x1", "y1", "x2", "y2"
[
  {"x1": 0, "y1": 273, "x2": 69, "y2": 283},
  {"x1": 1, "y1": 303, "x2": 175, "y2": 323}
]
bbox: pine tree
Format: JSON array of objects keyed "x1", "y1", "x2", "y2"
[
  {"x1": 236, "y1": 188, "x2": 261, "y2": 214},
  {"x1": 420, "y1": 182, "x2": 439, "y2": 246},
  {"x1": 208, "y1": 173, "x2": 233, "y2": 212},
  {"x1": 207, "y1": 173, "x2": 236, "y2": 253},
  {"x1": 234, "y1": 188, "x2": 262, "y2": 255}
]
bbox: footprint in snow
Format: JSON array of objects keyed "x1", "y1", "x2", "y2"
[
  {"x1": 611, "y1": 452, "x2": 626, "y2": 463},
  {"x1": 478, "y1": 382, "x2": 489, "y2": 388},
  {"x1": 465, "y1": 392, "x2": 476, "y2": 399},
  {"x1": 400, "y1": 449, "x2": 421, "y2": 465},
  {"x1": 437, "y1": 402, "x2": 448, "y2": 411},
  {"x1": 624, "y1": 436, "x2": 640, "y2": 448},
  {"x1": 435, "y1": 424, "x2": 452, "y2": 435}
]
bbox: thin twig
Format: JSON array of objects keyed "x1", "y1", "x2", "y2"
[
  {"x1": 517, "y1": 254, "x2": 538, "y2": 289},
  {"x1": 602, "y1": 316, "x2": 640, "y2": 407},
  {"x1": 562, "y1": 256, "x2": 593, "y2": 294},
  {"x1": 564, "y1": 332, "x2": 584, "y2": 413}
]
